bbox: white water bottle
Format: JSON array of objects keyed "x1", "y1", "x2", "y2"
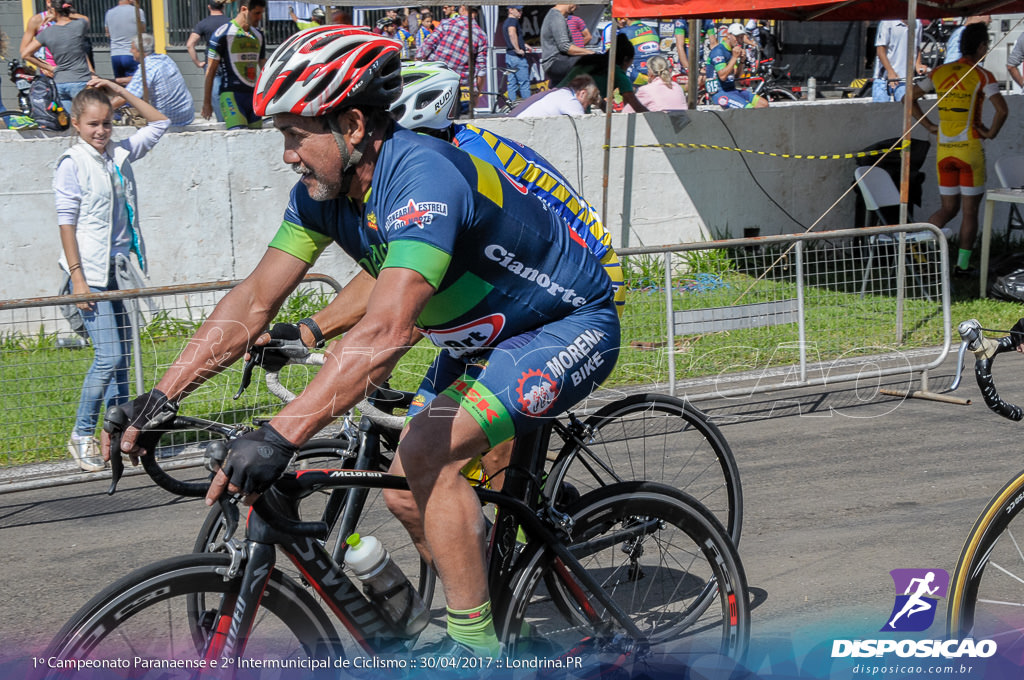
[{"x1": 343, "y1": 533, "x2": 430, "y2": 636}]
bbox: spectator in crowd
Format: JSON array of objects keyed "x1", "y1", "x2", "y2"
[
  {"x1": 566, "y1": 10, "x2": 591, "y2": 48},
  {"x1": 911, "y1": 23, "x2": 1007, "y2": 278},
  {"x1": 416, "y1": 5, "x2": 487, "y2": 96},
  {"x1": 503, "y1": 6, "x2": 531, "y2": 104},
  {"x1": 55, "y1": 78, "x2": 168, "y2": 472},
  {"x1": 22, "y1": 1, "x2": 95, "y2": 112},
  {"x1": 541, "y1": 4, "x2": 595, "y2": 87},
  {"x1": 705, "y1": 23, "x2": 768, "y2": 109},
  {"x1": 203, "y1": 0, "x2": 266, "y2": 129},
  {"x1": 105, "y1": 0, "x2": 144, "y2": 80},
  {"x1": 672, "y1": 18, "x2": 715, "y2": 73},
  {"x1": 186, "y1": 0, "x2": 229, "y2": 120},
  {"x1": 1008, "y1": 31, "x2": 1024, "y2": 93},
  {"x1": 561, "y1": 33, "x2": 647, "y2": 113},
  {"x1": 414, "y1": 7, "x2": 434, "y2": 48},
  {"x1": 376, "y1": 16, "x2": 399, "y2": 40},
  {"x1": 329, "y1": 7, "x2": 352, "y2": 25},
  {"x1": 21, "y1": 0, "x2": 91, "y2": 75},
  {"x1": 289, "y1": 6, "x2": 326, "y2": 31},
  {"x1": 624, "y1": 54, "x2": 686, "y2": 112},
  {"x1": 396, "y1": 13, "x2": 414, "y2": 59},
  {"x1": 944, "y1": 16, "x2": 990, "y2": 64},
  {"x1": 440, "y1": 4, "x2": 459, "y2": 22},
  {"x1": 112, "y1": 33, "x2": 194, "y2": 126},
  {"x1": 516, "y1": 74, "x2": 599, "y2": 117},
  {"x1": 617, "y1": 17, "x2": 660, "y2": 84},
  {"x1": 873, "y1": 19, "x2": 925, "y2": 102}
]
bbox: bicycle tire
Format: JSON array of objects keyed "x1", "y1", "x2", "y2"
[
  {"x1": 496, "y1": 481, "x2": 749, "y2": 662},
  {"x1": 947, "y1": 467, "x2": 1024, "y2": 653},
  {"x1": 548, "y1": 393, "x2": 742, "y2": 546},
  {"x1": 920, "y1": 34, "x2": 945, "y2": 71},
  {"x1": 39, "y1": 553, "x2": 342, "y2": 678},
  {"x1": 194, "y1": 442, "x2": 437, "y2": 607},
  {"x1": 766, "y1": 87, "x2": 799, "y2": 101}
]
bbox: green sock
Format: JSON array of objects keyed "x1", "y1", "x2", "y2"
[
  {"x1": 447, "y1": 601, "x2": 502, "y2": 656},
  {"x1": 958, "y1": 248, "x2": 972, "y2": 270}
]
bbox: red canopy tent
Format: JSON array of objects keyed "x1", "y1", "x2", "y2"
[
  {"x1": 613, "y1": 0, "x2": 1024, "y2": 20},
  {"x1": 600, "y1": 0, "x2": 1024, "y2": 224}
]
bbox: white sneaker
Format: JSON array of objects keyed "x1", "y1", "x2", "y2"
[{"x1": 68, "y1": 434, "x2": 105, "y2": 473}]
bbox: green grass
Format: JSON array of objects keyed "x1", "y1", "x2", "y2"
[{"x1": 3, "y1": 264, "x2": 1023, "y2": 468}]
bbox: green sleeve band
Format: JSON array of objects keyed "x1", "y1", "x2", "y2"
[
  {"x1": 381, "y1": 240, "x2": 451, "y2": 289},
  {"x1": 268, "y1": 221, "x2": 333, "y2": 265}
]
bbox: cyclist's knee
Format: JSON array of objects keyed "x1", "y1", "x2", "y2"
[{"x1": 383, "y1": 487, "x2": 419, "y2": 523}]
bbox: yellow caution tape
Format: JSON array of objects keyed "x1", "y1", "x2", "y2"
[{"x1": 605, "y1": 139, "x2": 909, "y2": 160}]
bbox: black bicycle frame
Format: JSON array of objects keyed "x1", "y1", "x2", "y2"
[{"x1": 209, "y1": 422, "x2": 645, "y2": 661}]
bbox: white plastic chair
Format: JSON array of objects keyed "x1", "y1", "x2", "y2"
[
  {"x1": 855, "y1": 166, "x2": 934, "y2": 299},
  {"x1": 994, "y1": 155, "x2": 1024, "y2": 239}
]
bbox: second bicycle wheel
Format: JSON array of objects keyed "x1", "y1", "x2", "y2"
[
  {"x1": 497, "y1": 481, "x2": 749, "y2": 662},
  {"x1": 40, "y1": 553, "x2": 343, "y2": 679},
  {"x1": 550, "y1": 393, "x2": 742, "y2": 546},
  {"x1": 947, "y1": 468, "x2": 1024, "y2": 656}
]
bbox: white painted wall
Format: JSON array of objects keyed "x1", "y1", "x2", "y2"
[{"x1": 3, "y1": 96, "x2": 1023, "y2": 302}]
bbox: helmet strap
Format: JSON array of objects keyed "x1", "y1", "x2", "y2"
[{"x1": 327, "y1": 111, "x2": 369, "y2": 195}]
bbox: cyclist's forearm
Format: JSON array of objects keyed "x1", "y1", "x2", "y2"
[
  {"x1": 305, "y1": 270, "x2": 374, "y2": 343},
  {"x1": 269, "y1": 269, "x2": 429, "y2": 445},
  {"x1": 157, "y1": 250, "x2": 310, "y2": 401}
]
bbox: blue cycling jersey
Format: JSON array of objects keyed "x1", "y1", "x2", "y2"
[
  {"x1": 270, "y1": 125, "x2": 613, "y2": 357},
  {"x1": 705, "y1": 42, "x2": 737, "y2": 95}
]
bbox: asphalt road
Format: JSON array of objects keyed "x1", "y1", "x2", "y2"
[{"x1": 4, "y1": 350, "x2": 1024, "y2": 678}]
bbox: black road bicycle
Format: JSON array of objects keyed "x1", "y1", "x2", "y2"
[
  {"x1": 946, "y1": 318, "x2": 1024, "y2": 653},
  {"x1": 190, "y1": 352, "x2": 744, "y2": 588},
  {"x1": 39, "y1": 390, "x2": 751, "y2": 675}
]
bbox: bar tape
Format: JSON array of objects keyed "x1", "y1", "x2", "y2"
[{"x1": 604, "y1": 139, "x2": 909, "y2": 160}]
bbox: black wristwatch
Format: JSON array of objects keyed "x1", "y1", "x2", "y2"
[{"x1": 298, "y1": 317, "x2": 326, "y2": 349}]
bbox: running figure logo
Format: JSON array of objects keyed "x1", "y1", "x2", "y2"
[{"x1": 882, "y1": 569, "x2": 949, "y2": 632}]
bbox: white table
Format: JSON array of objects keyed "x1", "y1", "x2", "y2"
[{"x1": 981, "y1": 188, "x2": 1024, "y2": 297}]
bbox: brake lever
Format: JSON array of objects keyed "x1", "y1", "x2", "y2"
[
  {"x1": 233, "y1": 355, "x2": 257, "y2": 400},
  {"x1": 103, "y1": 406, "x2": 128, "y2": 495},
  {"x1": 951, "y1": 319, "x2": 983, "y2": 391}
]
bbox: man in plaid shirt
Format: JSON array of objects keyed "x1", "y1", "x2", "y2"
[{"x1": 416, "y1": 4, "x2": 488, "y2": 96}]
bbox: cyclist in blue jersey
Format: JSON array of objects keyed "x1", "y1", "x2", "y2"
[
  {"x1": 105, "y1": 28, "x2": 620, "y2": 660},
  {"x1": 704, "y1": 22, "x2": 768, "y2": 109}
]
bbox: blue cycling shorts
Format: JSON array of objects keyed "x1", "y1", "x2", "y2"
[{"x1": 406, "y1": 299, "x2": 620, "y2": 448}]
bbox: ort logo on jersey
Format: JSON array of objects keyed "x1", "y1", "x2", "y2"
[
  {"x1": 422, "y1": 314, "x2": 505, "y2": 356},
  {"x1": 385, "y1": 199, "x2": 449, "y2": 231}
]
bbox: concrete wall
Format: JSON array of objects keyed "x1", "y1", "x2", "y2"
[{"x1": 3, "y1": 96, "x2": 1024, "y2": 301}]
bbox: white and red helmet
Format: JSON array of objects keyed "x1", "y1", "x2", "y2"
[{"x1": 254, "y1": 26, "x2": 403, "y2": 117}]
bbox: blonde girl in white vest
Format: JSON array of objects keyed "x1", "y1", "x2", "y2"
[{"x1": 54, "y1": 77, "x2": 168, "y2": 472}]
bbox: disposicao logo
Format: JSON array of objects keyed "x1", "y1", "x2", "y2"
[
  {"x1": 830, "y1": 568, "x2": 997, "y2": 660},
  {"x1": 882, "y1": 568, "x2": 948, "y2": 632}
]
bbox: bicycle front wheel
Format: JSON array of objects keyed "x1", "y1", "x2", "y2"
[
  {"x1": 41, "y1": 553, "x2": 342, "y2": 679},
  {"x1": 947, "y1": 467, "x2": 1024, "y2": 654},
  {"x1": 550, "y1": 393, "x2": 742, "y2": 546},
  {"x1": 497, "y1": 481, "x2": 749, "y2": 663}
]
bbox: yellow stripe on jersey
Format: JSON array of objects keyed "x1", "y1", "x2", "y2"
[{"x1": 471, "y1": 155, "x2": 504, "y2": 208}]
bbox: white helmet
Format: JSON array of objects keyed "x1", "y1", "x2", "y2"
[{"x1": 390, "y1": 61, "x2": 461, "y2": 131}]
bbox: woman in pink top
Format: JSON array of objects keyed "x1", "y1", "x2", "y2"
[{"x1": 624, "y1": 55, "x2": 688, "y2": 112}]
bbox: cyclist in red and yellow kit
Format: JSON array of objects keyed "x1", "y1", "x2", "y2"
[{"x1": 912, "y1": 23, "x2": 1008, "y2": 277}]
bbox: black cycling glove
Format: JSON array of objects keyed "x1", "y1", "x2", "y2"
[
  {"x1": 249, "y1": 322, "x2": 310, "y2": 373},
  {"x1": 220, "y1": 425, "x2": 297, "y2": 496},
  {"x1": 106, "y1": 388, "x2": 177, "y2": 455}
]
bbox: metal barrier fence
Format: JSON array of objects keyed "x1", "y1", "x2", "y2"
[
  {"x1": 614, "y1": 224, "x2": 952, "y2": 400},
  {"x1": 0, "y1": 274, "x2": 343, "y2": 488},
  {"x1": 0, "y1": 226, "x2": 950, "y2": 488}
]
